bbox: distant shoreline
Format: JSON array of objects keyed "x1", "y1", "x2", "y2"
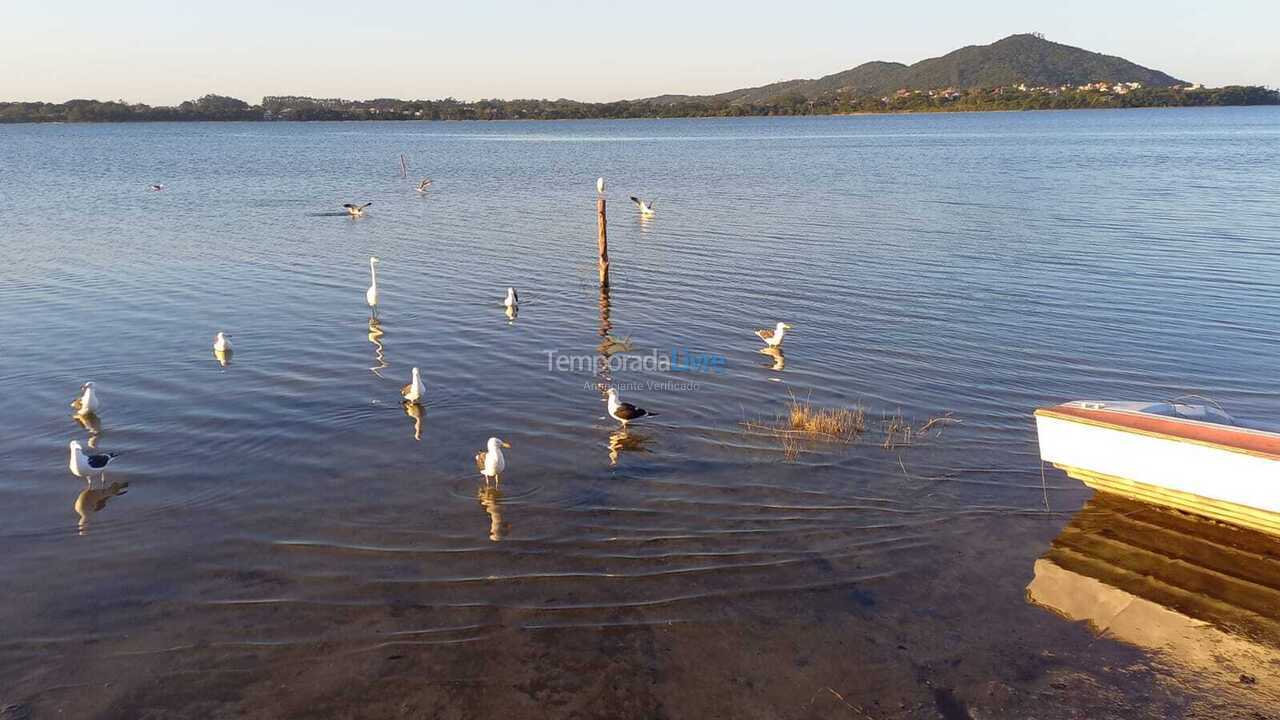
[{"x1": 3, "y1": 85, "x2": 1277, "y2": 125}]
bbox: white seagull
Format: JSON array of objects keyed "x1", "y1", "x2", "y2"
[
  {"x1": 401, "y1": 366, "x2": 426, "y2": 404},
  {"x1": 606, "y1": 388, "x2": 657, "y2": 426},
  {"x1": 343, "y1": 202, "x2": 372, "y2": 217},
  {"x1": 366, "y1": 256, "x2": 380, "y2": 316},
  {"x1": 69, "y1": 439, "x2": 119, "y2": 482},
  {"x1": 148, "y1": 183, "x2": 165, "y2": 192},
  {"x1": 475, "y1": 437, "x2": 511, "y2": 483},
  {"x1": 503, "y1": 287, "x2": 519, "y2": 309},
  {"x1": 629, "y1": 196, "x2": 656, "y2": 216},
  {"x1": 70, "y1": 382, "x2": 100, "y2": 417},
  {"x1": 755, "y1": 322, "x2": 793, "y2": 348},
  {"x1": 417, "y1": 178, "x2": 432, "y2": 193},
  {"x1": 597, "y1": 177, "x2": 605, "y2": 194},
  {"x1": 213, "y1": 332, "x2": 232, "y2": 353}
]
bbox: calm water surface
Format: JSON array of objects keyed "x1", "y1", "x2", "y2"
[{"x1": 1, "y1": 109, "x2": 1278, "y2": 718}]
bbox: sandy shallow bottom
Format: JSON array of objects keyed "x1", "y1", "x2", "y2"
[{"x1": 4, "y1": 513, "x2": 1275, "y2": 720}]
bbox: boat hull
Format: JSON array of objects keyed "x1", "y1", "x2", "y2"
[{"x1": 1036, "y1": 405, "x2": 1280, "y2": 537}]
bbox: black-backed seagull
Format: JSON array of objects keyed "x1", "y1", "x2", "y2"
[
  {"x1": 69, "y1": 439, "x2": 119, "y2": 482},
  {"x1": 606, "y1": 388, "x2": 657, "y2": 425},
  {"x1": 343, "y1": 202, "x2": 372, "y2": 217},
  {"x1": 629, "y1": 196, "x2": 656, "y2": 216}
]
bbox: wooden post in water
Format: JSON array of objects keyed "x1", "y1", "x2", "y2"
[{"x1": 597, "y1": 197, "x2": 610, "y2": 287}]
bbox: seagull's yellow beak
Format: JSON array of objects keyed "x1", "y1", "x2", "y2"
[{"x1": 501, "y1": 441, "x2": 512, "y2": 449}]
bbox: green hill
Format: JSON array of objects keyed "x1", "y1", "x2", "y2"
[{"x1": 649, "y1": 34, "x2": 1185, "y2": 104}]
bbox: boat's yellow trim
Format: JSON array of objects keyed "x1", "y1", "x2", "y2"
[
  {"x1": 1056, "y1": 463, "x2": 1280, "y2": 538},
  {"x1": 1035, "y1": 408, "x2": 1280, "y2": 462}
]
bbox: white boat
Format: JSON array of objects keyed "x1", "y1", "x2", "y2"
[{"x1": 1035, "y1": 401, "x2": 1280, "y2": 537}]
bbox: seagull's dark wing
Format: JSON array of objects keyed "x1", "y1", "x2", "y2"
[
  {"x1": 513, "y1": 289, "x2": 519, "y2": 304},
  {"x1": 86, "y1": 452, "x2": 117, "y2": 469},
  {"x1": 614, "y1": 403, "x2": 648, "y2": 421},
  {"x1": 361, "y1": 202, "x2": 372, "y2": 209},
  {"x1": 630, "y1": 196, "x2": 642, "y2": 207},
  {"x1": 343, "y1": 203, "x2": 356, "y2": 210}
]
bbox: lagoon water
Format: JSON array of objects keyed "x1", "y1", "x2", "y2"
[{"x1": 2, "y1": 108, "x2": 1279, "y2": 718}]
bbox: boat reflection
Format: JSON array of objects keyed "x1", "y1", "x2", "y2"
[
  {"x1": 403, "y1": 400, "x2": 423, "y2": 441},
  {"x1": 478, "y1": 484, "x2": 509, "y2": 542},
  {"x1": 74, "y1": 481, "x2": 129, "y2": 536},
  {"x1": 1027, "y1": 494, "x2": 1280, "y2": 694},
  {"x1": 74, "y1": 412, "x2": 102, "y2": 449},
  {"x1": 608, "y1": 427, "x2": 653, "y2": 466},
  {"x1": 368, "y1": 316, "x2": 387, "y2": 378}
]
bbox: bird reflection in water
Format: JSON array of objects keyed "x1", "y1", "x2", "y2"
[
  {"x1": 74, "y1": 412, "x2": 102, "y2": 449},
  {"x1": 403, "y1": 400, "x2": 424, "y2": 441},
  {"x1": 213, "y1": 348, "x2": 233, "y2": 367},
  {"x1": 760, "y1": 346, "x2": 785, "y2": 371},
  {"x1": 608, "y1": 427, "x2": 653, "y2": 466},
  {"x1": 505, "y1": 305, "x2": 518, "y2": 323},
  {"x1": 74, "y1": 481, "x2": 128, "y2": 536},
  {"x1": 368, "y1": 316, "x2": 387, "y2": 377},
  {"x1": 477, "y1": 484, "x2": 510, "y2": 542}
]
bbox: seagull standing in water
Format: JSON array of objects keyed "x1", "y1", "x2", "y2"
[
  {"x1": 69, "y1": 440, "x2": 119, "y2": 483},
  {"x1": 70, "y1": 382, "x2": 100, "y2": 417},
  {"x1": 755, "y1": 322, "x2": 793, "y2": 348},
  {"x1": 606, "y1": 388, "x2": 657, "y2": 426},
  {"x1": 629, "y1": 196, "x2": 656, "y2": 216},
  {"x1": 503, "y1": 287, "x2": 519, "y2": 310},
  {"x1": 366, "y1": 256, "x2": 380, "y2": 316},
  {"x1": 343, "y1": 202, "x2": 372, "y2": 217},
  {"x1": 401, "y1": 366, "x2": 425, "y2": 404},
  {"x1": 212, "y1": 332, "x2": 232, "y2": 353},
  {"x1": 475, "y1": 437, "x2": 511, "y2": 483}
]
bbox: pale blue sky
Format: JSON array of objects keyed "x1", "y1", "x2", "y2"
[{"x1": 1, "y1": 0, "x2": 1275, "y2": 104}]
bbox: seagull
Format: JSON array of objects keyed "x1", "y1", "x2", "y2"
[
  {"x1": 148, "y1": 183, "x2": 165, "y2": 192},
  {"x1": 401, "y1": 367, "x2": 426, "y2": 403},
  {"x1": 213, "y1": 331, "x2": 232, "y2": 353},
  {"x1": 503, "y1": 287, "x2": 519, "y2": 309},
  {"x1": 343, "y1": 202, "x2": 372, "y2": 217},
  {"x1": 366, "y1": 256, "x2": 380, "y2": 316},
  {"x1": 70, "y1": 382, "x2": 100, "y2": 417},
  {"x1": 416, "y1": 178, "x2": 432, "y2": 193},
  {"x1": 606, "y1": 388, "x2": 657, "y2": 426},
  {"x1": 597, "y1": 177, "x2": 605, "y2": 194},
  {"x1": 475, "y1": 437, "x2": 511, "y2": 483},
  {"x1": 755, "y1": 322, "x2": 793, "y2": 348},
  {"x1": 68, "y1": 439, "x2": 119, "y2": 482},
  {"x1": 629, "y1": 196, "x2": 656, "y2": 216}
]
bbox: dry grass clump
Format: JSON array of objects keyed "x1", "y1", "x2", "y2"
[
  {"x1": 786, "y1": 399, "x2": 866, "y2": 440},
  {"x1": 742, "y1": 394, "x2": 866, "y2": 461}
]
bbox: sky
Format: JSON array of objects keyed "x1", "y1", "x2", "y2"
[{"x1": 1, "y1": 0, "x2": 1276, "y2": 105}]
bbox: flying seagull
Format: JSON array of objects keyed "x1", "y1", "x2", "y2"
[
  {"x1": 503, "y1": 287, "x2": 519, "y2": 309},
  {"x1": 597, "y1": 177, "x2": 605, "y2": 194},
  {"x1": 366, "y1": 256, "x2": 380, "y2": 316},
  {"x1": 755, "y1": 322, "x2": 793, "y2": 348},
  {"x1": 343, "y1": 202, "x2": 372, "y2": 217},
  {"x1": 401, "y1": 366, "x2": 426, "y2": 404},
  {"x1": 68, "y1": 439, "x2": 119, "y2": 482},
  {"x1": 417, "y1": 178, "x2": 432, "y2": 193},
  {"x1": 70, "y1": 382, "x2": 100, "y2": 417},
  {"x1": 606, "y1": 388, "x2": 657, "y2": 426},
  {"x1": 629, "y1": 196, "x2": 656, "y2": 216},
  {"x1": 475, "y1": 437, "x2": 511, "y2": 483},
  {"x1": 213, "y1": 331, "x2": 232, "y2": 353}
]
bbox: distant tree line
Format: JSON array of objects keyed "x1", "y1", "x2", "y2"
[{"x1": 2, "y1": 86, "x2": 1276, "y2": 124}]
